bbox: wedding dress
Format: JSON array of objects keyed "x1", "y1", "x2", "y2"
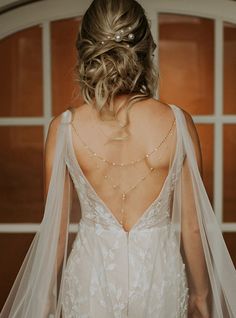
[{"x1": 1, "y1": 103, "x2": 236, "y2": 318}]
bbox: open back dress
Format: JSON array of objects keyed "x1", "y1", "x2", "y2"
[{"x1": 61, "y1": 104, "x2": 188, "y2": 317}]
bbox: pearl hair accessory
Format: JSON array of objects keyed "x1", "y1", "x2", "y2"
[{"x1": 100, "y1": 26, "x2": 135, "y2": 47}]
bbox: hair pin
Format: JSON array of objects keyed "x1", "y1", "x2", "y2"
[{"x1": 100, "y1": 26, "x2": 135, "y2": 45}]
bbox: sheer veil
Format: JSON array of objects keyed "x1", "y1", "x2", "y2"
[
  {"x1": 0, "y1": 105, "x2": 236, "y2": 317},
  {"x1": 0, "y1": 110, "x2": 73, "y2": 317},
  {"x1": 170, "y1": 105, "x2": 236, "y2": 317}
]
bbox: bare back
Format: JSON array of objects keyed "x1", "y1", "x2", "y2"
[{"x1": 69, "y1": 98, "x2": 177, "y2": 232}]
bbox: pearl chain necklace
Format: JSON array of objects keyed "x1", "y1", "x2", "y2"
[{"x1": 71, "y1": 118, "x2": 175, "y2": 229}]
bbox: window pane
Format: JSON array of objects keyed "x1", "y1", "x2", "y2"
[
  {"x1": 158, "y1": 14, "x2": 214, "y2": 115},
  {"x1": 223, "y1": 233, "x2": 236, "y2": 268},
  {"x1": 0, "y1": 26, "x2": 43, "y2": 117},
  {"x1": 196, "y1": 124, "x2": 214, "y2": 206},
  {"x1": 0, "y1": 126, "x2": 44, "y2": 223},
  {"x1": 0, "y1": 233, "x2": 34, "y2": 308},
  {"x1": 51, "y1": 17, "x2": 84, "y2": 116},
  {"x1": 223, "y1": 124, "x2": 236, "y2": 222},
  {"x1": 224, "y1": 22, "x2": 236, "y2": 114}
]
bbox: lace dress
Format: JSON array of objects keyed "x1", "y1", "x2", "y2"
[{"x1": 61, "y1": 104, "x2": 189, "y2": 318}]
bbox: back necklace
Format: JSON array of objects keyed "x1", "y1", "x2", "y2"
[{"x1": 71, "y1": 112, "x2": 176, "y2": 230}]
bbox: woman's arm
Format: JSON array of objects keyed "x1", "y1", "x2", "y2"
[{"x1": 180, "y1": 111, "x2": 211, "y2": 318}]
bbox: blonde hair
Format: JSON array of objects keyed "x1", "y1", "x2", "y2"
[{"x1": 75, "y1": 0, "x2": 158, "y2": 133}]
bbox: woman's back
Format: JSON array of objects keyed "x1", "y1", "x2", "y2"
[
  {"x1": 61, "y1": 102, "x2": 189, "y2": 318},
  {"x1": 69, "y1": 98, "x2": 177, "y2": 232}
]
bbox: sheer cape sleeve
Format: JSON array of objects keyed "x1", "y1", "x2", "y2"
[
  {"x1": 0, "y1": 109, "x2": 73, "y2": 317},
  {"x1": 170, "y1": 105, "x2": 236, "y2": 317}
]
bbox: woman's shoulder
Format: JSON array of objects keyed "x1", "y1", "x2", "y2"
[
  {"x1": 162, "y1": 102, "x2": 198, "y2": 146},
  {"x1": 127, "y1": 98, "x2": 170, "y2": 121},
  {"x1": 146, "y1": 99, "x2": 199, "y2": 147},
  {"x1": 48, "y1": 106, "x2": 76, "y2": 130},
  {"x1": 150, "y1": 99, "x2": 195, "y2": 130},
  {"x1": 133, "y1": 98, "x2": 190, "y2": 126},
  {"x1": 148, "y1": 99, "x2": 193, "y2": 121}
]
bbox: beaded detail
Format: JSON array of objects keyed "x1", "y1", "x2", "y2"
[{"x1": 100, "y1": 26, "x2": 136, "y2": 46}]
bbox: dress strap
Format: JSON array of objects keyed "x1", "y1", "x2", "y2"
[
  {"x1": 61, "y1": 107, "x2": 73, "y2": 124},
  {"x1": 167, "y1": 103, "x2": 186, "y2": 167}
]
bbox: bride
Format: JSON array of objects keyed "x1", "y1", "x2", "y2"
[{"x1": 1, "y1": 0, "x2": 236, "y2": 317}]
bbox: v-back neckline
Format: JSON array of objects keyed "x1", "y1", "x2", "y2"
[{"x1": 67, "y1": 104, "x2": 180, "y2": 234}]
